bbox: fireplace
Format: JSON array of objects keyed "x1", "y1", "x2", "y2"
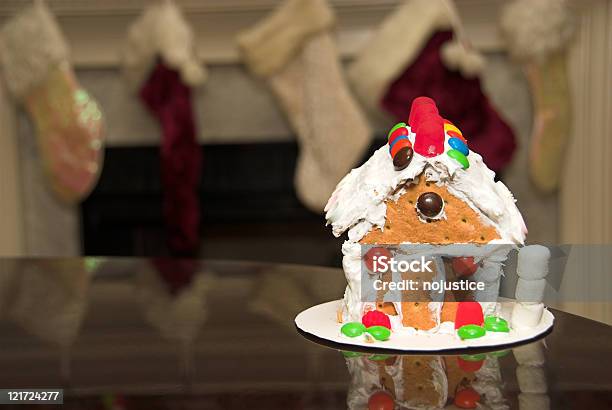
[{"x1": 80, "y1": 138, "x2": 386, "y2": 266}]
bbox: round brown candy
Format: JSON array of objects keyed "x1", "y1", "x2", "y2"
[
  {"x1": 416, "y1": 192, "x2": 444, "y2": 218},
  {"x1": 393, "y1": 146, "x2": 413, "y2": 171}
]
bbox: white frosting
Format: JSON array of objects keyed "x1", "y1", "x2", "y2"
[{"x1": 325, "y1": 139, "x2": 527, "y2": 244}]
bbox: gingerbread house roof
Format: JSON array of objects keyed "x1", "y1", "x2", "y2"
[{"x1": 325, "y1": 127, "x2": 527, "y2": 245}]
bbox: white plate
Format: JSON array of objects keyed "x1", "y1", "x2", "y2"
[{"x1": 295, "y1": 299, "x2": 554, "y2": 352}]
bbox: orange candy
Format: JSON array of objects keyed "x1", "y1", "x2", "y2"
[
  {"x1": 454, "y1": 388, "x2": 480, "y2": 409},
  {"x1": 368, "y1": 391, "x2": 394, "y2": 410}
]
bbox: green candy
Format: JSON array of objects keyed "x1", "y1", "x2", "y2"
[
  {"x1": 366, "y1": 325, "x2": 391, "y2": 341},
  {"x1": 457, "y1": 324, "x2": 486, "y2": 340},
  {"x1": 369, "y1": 354, "x2": 392, "y2": 361},
  {"x1": 341, "y1": 322, "x2": 366, "y2": 338},
  {"x1": 484, "y1": 316, "x2": 510, "y2": 333},
  {"x1": 489, "y1": 350, "x2": 510, "y2": 358},
  {"x1": 447, "y1": 149, "x2": 470, "y2": 169},
  {"x1": 388, "y1": 122, "x2": 407, "y2": 138},
  {"x1": 461, "y1": 353, "x2": 486, "y2": 362},
  {"x1": 341, "y1": 350, "x2": 362, "y2": 358}
]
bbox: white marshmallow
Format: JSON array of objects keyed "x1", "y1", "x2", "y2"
[
  {"x1": 517, "y1": 245, "x2": 550, "y2": 280},
  {"x1": 519, "y1": 393, "x2": 550, "y2": 410},
  {"x1": 512, "y1": 303, "x2": 545, "y2": 329},
  {"x1": 513, "y1": 342, "x2": 546, "y2": 366},
  {"x1": 516, "y1": 365, "x2": 548, "y2": 393},
  {"x1": 515, "y1": 278, "x2": 547, "y2": 303}
]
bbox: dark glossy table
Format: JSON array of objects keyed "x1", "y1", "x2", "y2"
[{"x1": 0, "y1": 258, "x2": 610, "y2": 409}]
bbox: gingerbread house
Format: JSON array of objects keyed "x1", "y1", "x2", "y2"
[{"x1": 325, "y1": 97, "x2": 527, "y2": 332}]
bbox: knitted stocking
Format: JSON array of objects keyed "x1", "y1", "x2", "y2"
[
  {"x1": 123, "y1": 0, "x2": 206, "y2": 255},
  {"x1": 238, "y1": 0, "x2": 371, "y2": 213},
  {"x1": 0, "y1": 1, "x2": 105, "y2": 203}
]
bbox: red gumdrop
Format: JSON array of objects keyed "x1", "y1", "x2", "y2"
[
  {"x1": 413, "y1": 118, "x2": 445, "y2": 157},
  {"x1": 457, "y1": 357, "x2": 484, "y2": 372},
  {"x1": 362, "y1": 310, "x2": 392, "y2": 329},
  {"x1": 363, "y1": 247, "x2": 392, "y2": 273},
  {"x1": 368, "y1": 391, "x2": 394, "y2": 410},
  {"x1": 454, "y1": 302, "x2": 484, "y2": 329},
  {"x1": 452, "y1": 257, "x2": 479, "y2": 277},
  {"x1": 454, "y1": 388, "x2": 480, "y2": 409},
  {"x1": 409, "y1": 97, "x2": 438, "y2": 129}
]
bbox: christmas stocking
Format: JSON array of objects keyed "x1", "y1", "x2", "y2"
[
  {"x1": 348, "y1": 0, "x2": 516, "y2": 174},
  {"x1": 237, "y1": 0, "x2": 371, "y2": 213},
  {"x1": 0, "y1": 1, "x2": 105, "y2": 203},
  {"x1": 123, "y1": 0, "x2": 207, "y2": 255},
  {"x1": 501, "y1": 0, "x2": 575, "y2": 193}
]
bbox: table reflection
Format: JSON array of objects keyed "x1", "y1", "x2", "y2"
[{"x1": 341, "y1": 340, "x2": 547, "y2": 409}]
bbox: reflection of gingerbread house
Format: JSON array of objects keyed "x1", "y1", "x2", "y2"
[
  {"x1": 344, "y1": 351, "x2": 510, "y2": 409},
  {"x1": 326, "y1": 97, "x2": 527, "y2": 332}
]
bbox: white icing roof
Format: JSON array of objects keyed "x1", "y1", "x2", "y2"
[{"x1": 324, "y1": 130, "x2": 527, "y2": 244}]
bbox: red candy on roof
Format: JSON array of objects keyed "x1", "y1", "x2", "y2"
[{"x1": 408, "y1": 97, "x2": 446, "y2": 157}]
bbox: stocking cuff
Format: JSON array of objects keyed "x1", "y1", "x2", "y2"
[
  {"x1": 0, "y1": 1, "x2": 69, "y2": 99},
  {"x1": 348, "y1": 0, "x2": 455, "y2": 110},
  {"x1": 123, "y1": 0, "x2": 207, "y2": 90},
  {"x1": 237, "y1": 0, "x2": 334, "y2": 77}
]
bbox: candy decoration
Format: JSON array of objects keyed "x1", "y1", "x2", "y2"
[
  {"x1": 454, "y1": 302, "x2": 484, "y2": 329},
  {"x1": 448, "y1": 137, "x2": 469, "y2": 156},
  {"x1": 451, "y1": 257, "x2": 479, "y2": 277},
  {"x1": 416, "y1": 192, "x2": 444, "y2": 218},
  {"x1": 341, "y1": 322, "x2": 367, "y2": 338},
  {"x1": 489, "y1": 349, "x2": 510, "y2": 358},
  {"x1": 460, "y1": 353, "x2": 486, "y2": 362},
  {"x1": 388, "y1": 124, "x2": 409, "y2": 146},
  {"x1": 409, "y1": 97, "x2": 438, "y2": 129},
  {"x1": 484, "y1": 316, "x2": 510, "y2": 333},
  {"x1": 389, "y1": 138, "x2": 411, "y2": 158},
  {"x1": 413, "y1": 117, "x2": 445, "y2": 157},
  {"x1": 454, "y1": 388, "x2": 481, "y2": 409},
  {"x1": 457, "y1": 324, "x2": 486, "y2": 340},
  {"x1": 362, "y1": 310, "x2": 392, "y2": 329},
  {"x1": 457, "y1": 356, "x2": 484, "y2": 372},
  {"x1": 368, "y1": 354, "x2": 393, "y2": 362},
  {"x1": 368, "y1": 390, "x2": 394, "y2": 410},
  {"x1": 387, "y1": 121, "x2": 414, "y2": 171},
  {"x1": 363, "y1": 247, "x2": 393, "y2": 273},
  {"x1": 341, "y1": 350, "x2": 362, "y2": 358},
  {"x1": 366, "y1": 325, "x2": 391, "y2": 341},
  {"x1": 393, "y1": 146, "x2": 413, "y2": 171},
  {"x1": 444, "y1": 121, "x2": 463, "y2": 137},
  {"x1": 447, "y1": 149, "x2": 470, "y2": 169},
  {"x1": 387, "y1": 122, "x2": 407, "y2": 139}
]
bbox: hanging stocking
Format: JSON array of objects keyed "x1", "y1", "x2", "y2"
[
  {"x1": 237, "y1": 0, "x2": 371, "y2": 213},
  {"x1": 123, "y1": 0, "x2": 207, "y2": 255},
  {"x1": 501, "y1": 0, "x2": 575, "y2": 193},
  {"x1": 0, "y1": 1, "x2": 105, "y2": 203},
  {"x1": 348, "y1": 0, "x2": 516, "y2": 174}
]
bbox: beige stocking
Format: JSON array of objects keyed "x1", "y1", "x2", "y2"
[{"x1": 238, "y1": 0, "x2": 371, "y2": 212}]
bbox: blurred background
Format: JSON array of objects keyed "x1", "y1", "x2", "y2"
[{"x1": 0, "y1": 0, "x2": 610, "y2": 323}]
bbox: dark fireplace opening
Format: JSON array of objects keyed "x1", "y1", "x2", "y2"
[{"x1": 81, "y1": 138, "x2": 385, "y2": 266}]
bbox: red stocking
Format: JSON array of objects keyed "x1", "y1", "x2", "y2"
[{"x1": 139, "y1": 61, "x2": 201, "y2": 255}]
